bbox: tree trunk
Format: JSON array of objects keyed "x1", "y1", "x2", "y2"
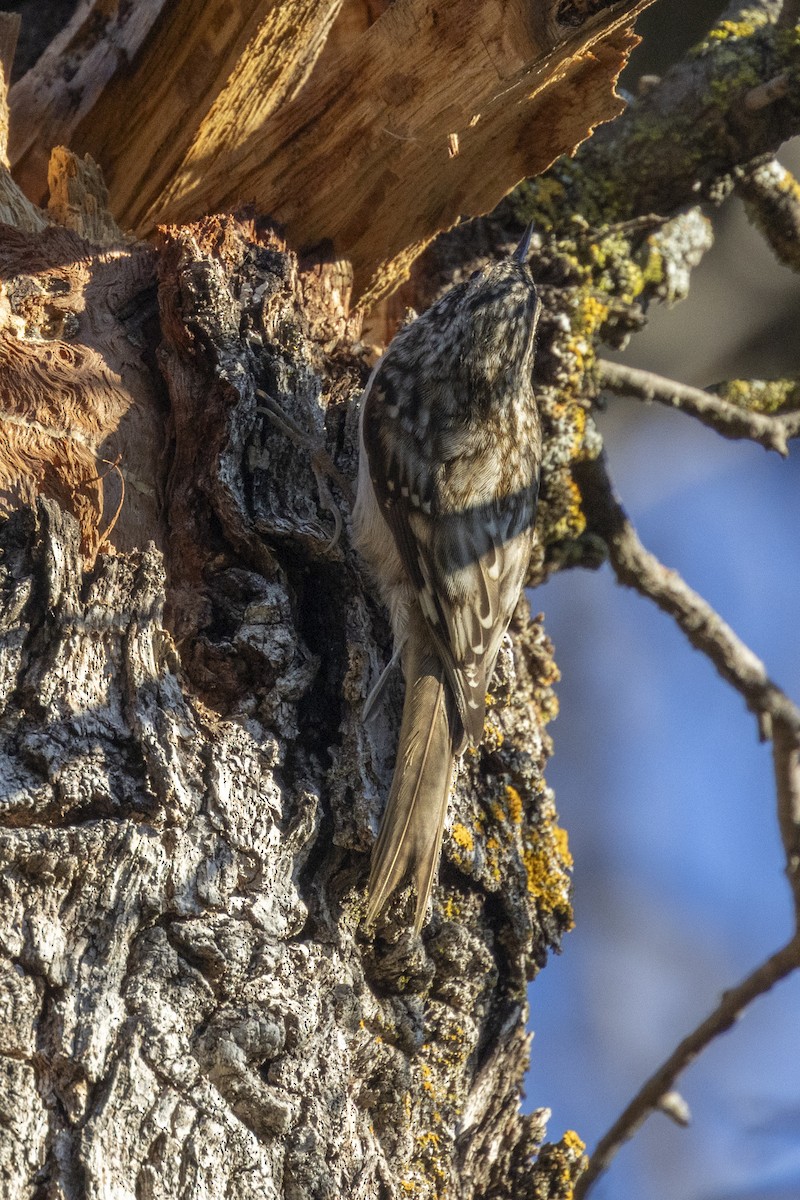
[
  {"x1": 4, "y1": 1, "x2": 798, "y2": 1196},
  {"x1": 0, "y1": 199, "x2": 572, "y2": 1199}
]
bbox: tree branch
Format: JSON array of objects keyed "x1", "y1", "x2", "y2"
[
  {"x1": 596, "y1": 360, "x2": 800, "y2": 455},
  {"x1": 571, "y1": 452, "x2": 800, "y2": 1194},
  {"x1": 735, "y1": 157, "x2": 800, "y2": 273},
  {"x1": 512, "y1": 0, "x2": 800, "y2": 234},
  {"x1": 574, "y1": 455, "x2": 800, "y2": 736},
  {"x1": 574, "y1": 935, "x2": 800, "y2": 1198},
  {"x1": 774, "y1": 717, "x2": 800, "y2": 913}
]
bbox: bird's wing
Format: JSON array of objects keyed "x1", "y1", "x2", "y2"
[
  {"x1": 363, "y1": 377, "x2": 537, "y2": 748},
  {"x1": 411, "y1": 492, "x2": 536, "y2": 747}
]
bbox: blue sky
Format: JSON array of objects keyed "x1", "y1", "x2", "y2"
[
  {"x1": 523, "y1": 145, "x2": 800, "y2": 1198},
  {"x1": 528, "y1": 405, "x2": 800, "y2": 1200}
]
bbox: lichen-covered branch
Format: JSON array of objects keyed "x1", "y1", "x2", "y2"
[
  {"x1": 516, "y1": 0, "x2": 800, "y2": 232},
  {"x1": 735, "y1": 157, "x2": 800, "y2": 273},
  {"x1": 597, "y1": 359, "x2": 800, "y2": 454}
]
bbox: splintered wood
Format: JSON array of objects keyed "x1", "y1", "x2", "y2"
[
  {"x1": 9, "y1": 0, "x2": 655, "y2": 304},
  {"x1": 0, "y1": 220, "x2": 163, "y2": 561}
]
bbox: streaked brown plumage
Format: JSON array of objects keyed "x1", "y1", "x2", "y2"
[{"x1": 354, "y1": 225, "x2": 542, "y2": 932}]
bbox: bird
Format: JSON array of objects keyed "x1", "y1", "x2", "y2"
[{"x1": 353, "y1": 223, "x2": 542, "y2": 932}]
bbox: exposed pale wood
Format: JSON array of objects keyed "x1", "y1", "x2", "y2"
[
  {"x1": 2, "y1": 76, "x2": 155, "y2": 563},
  {"x1": 0, "y1": 167, "x2": 46, "y2": 231},
  {"x1": 0, "y1": 11, "x2": 41, "y2": 230},
  {"x1": 8, "y1": 0, "x2": 168, "y2": 205},
  {"x1": 9, "y1": 0, "x2": 344, "y2": 214},
  {"x1": 304, "y1": 0, "x2": 390, "y2": 74},
  {"x1": 68, "y1": 0, "x2": 344, "y2": 237},
  {"x1": 0, "y1": 220, "x2": 163, "y2": 560},
  {"x1": 0, "y1": 11, "x2": 20, "y2": 167},
  {"x1": 10, "y1": 0, "x2": 654, "y2": 306},
  {"x1": 137, "y1": 0, "x2": 654, "y2": 304},
  {"x1": 47, "y1": 146, "x2": 127, "y2": 246}
]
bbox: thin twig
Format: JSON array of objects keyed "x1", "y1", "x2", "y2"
[
  {"x1": 571, "y1": 453, "x2": 800, "y2": 1195},
  {"x1": 574, "y1": 456, "x2": 800, "y2": 737},
  {"x1": 84, "y1": 453, "x2": 126, "y2": 546},
  {"x1": 773, "y1": 717, "x2": 800, "y2": 912},
  {"x1": 574, "y1": 936, "x2": 800, "y2": 1198},
  {"x1": 574, "y1": 214, "x2": 670, "y2": 242},
  {"x1": 98, "y1": 456, "x2": 126, "y2": 545},
  {"x1": 744, "y1": 72, "x2": 790, "y2": 111},
  {"x1": 596, "y1": 360, "x2": 800, "y2": 456}
]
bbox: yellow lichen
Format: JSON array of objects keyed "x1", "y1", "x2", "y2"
[
  {"x1": 574, "y1": 292, "x2": 609, "y2": 339},
  {"x1": 563, "y1": 1129, "x2": 585, "y2": 1155},
  {"x1": 490, "y1": 799, "x2": 507, "y2": 823},
  {"x1": 505, "y1": 785, "x2": 523, "y2": 824},
  {"x1": 522, "y1": 812, "x2": 573, "y2": 924},
  {"x1": 714, "y1": 378, "x2": 800, "y2": 414},
  {"x1": 482, "y1": 719, "x2": 504, "y2": 747},
  {"x1": 707, "y1": 17, "x2": 762, "y2": 40},
  {"x1": 553, "y1": 825, "x2": 573, "y2": 869},
  {"x1": 548, "y1": 474, "x2": 586, "y2": 542},
  {"x1": 451, "y1": 823, "x2": 474, "y2": 852},
  {"x1": 568, "y1": 403, "x2": 587, "y2": 455},
  {"x1": 484, "y1": 835, "x2": 502, "y2": 882}
]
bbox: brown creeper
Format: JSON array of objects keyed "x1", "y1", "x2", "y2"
[{"x1": 354, "y1": 224, "x2": 542, "y2": 932}]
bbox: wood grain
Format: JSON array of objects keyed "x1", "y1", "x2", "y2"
[
  {"x1": 9, "y1": 0, "x2": 344, "y2": 210},
  {"x1": 137, "y1": 0, "x2": 654, "y2": 304},
  {"x1": 9, "y1": 0, "x2": 654, "y2": 306},
  {"x1": 8, "y1": 0, "x2": 169, "y2": 204}
]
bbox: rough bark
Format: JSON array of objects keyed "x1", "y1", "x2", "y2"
[
  {"x1": 0, "y1": 188, "x2": 573, "y2": 1196},
  {"x1": 2, "y1": 1, "x2": 798, "y2": 1197}
]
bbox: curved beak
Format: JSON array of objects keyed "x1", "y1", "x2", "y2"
[{"x1": 513, "y1": 221, "x2": 535, "y2": 263}]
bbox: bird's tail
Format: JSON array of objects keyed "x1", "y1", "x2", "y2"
[{"x1": 366, "y1": 628, "x2": 456, "y2": 934}]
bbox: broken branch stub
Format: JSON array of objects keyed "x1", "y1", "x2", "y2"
[{"x1": 10, "y1": 0, "x2": 655, "y2": 305}]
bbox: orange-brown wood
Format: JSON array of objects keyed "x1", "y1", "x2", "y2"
[{"x1": 10, "y1": 1, "x2": 654, "y2": 307}]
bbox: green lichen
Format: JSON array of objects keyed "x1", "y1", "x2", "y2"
[
  {"x1": 712, "y1": 378, "x2": 800, "y2": 413},
  {"x1": 776, "y1": 22, "x2": 800, "y2": 56},
  {"x1": 702, "y1": 14, "x2": 766, "y2": 44}
]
